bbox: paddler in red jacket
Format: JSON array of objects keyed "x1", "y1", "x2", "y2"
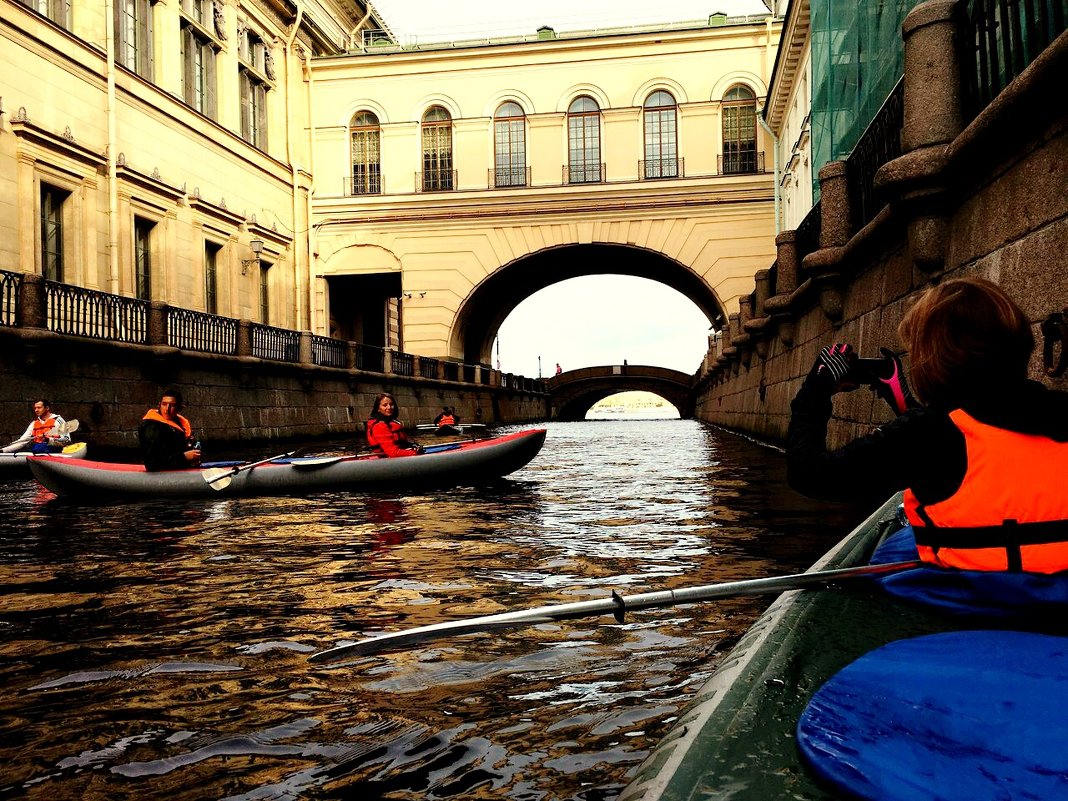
[
  {"x1": 139, "y1": 388, "x2": 201, "y2": 471},
  {"x1": 788, "y1": 277, "x2": 1068, "y2": 574},
  {"x1": 366, "y1": 392, "x2": 423, "y2": 457}
]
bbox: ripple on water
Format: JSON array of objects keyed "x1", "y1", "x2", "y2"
[{"x1": 0, "y1": 420, "x2": 866, "y2": 799}]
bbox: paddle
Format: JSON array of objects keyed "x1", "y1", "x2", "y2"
[
  {"x1": 308, "y1": 559, "x2": 924, "y2": 662},
  {"x1": 201, "y1": 448, "x2": 303, "y2": 490},
  {"x1": 2, "y1": 419, "x2": 79, "y2": 453}
]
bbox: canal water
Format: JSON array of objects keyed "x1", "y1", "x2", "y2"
[{"x1": 0, "y1": 420, "x2": 865, "y2": 800}]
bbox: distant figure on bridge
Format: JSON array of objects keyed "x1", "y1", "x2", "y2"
[
  {"x1": 555, "y1": 363, "x2": 562, "y2": 375},
  {"x1": 139, "y1": 388, "x2": 200, "y2": 470},
  {"x1": 367, "y1": 392, "x2": 423, "y2": 458},
  {"x1": 3, "y1": 399, "x2": 71, "y2": 454}
]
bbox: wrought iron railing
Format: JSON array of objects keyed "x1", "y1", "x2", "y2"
[
  {"x1": 0, "y1": 269, "x2": 21, "y2": 327},
  {"x1": 418, "y1": 355, "x2": 440, "y2": 379},
  {"x1": 417, "y1": 168, "x2": 456, "y2": 192},
  {"x1": 718, "y1": 150, "x2": 766, "y2": 175},
  {"x1": 443, "y1": 361, "x2": 460, "y2": 381},
  {"x1": 46, "y1": 280, "x2": 148, "y2": 343},
  {"x1": 846, "y1": 78, "x2": 904, "y2": 232},
  {"x1": 640, "y1": 156, "x2": 685, "y2": 180},
  {"x1": 491, "y1": 165, "x2": 531, "y2": 188},
  {"x1": 391, "y1": 350, "x2": 414, "y2": 376},
  {"x1": 795, "y1": 200, "x2": 822, "y2": 261},
  {"x1": 564, "y1": 163, "x2": 606, "y2": 184},
  {"x1": 355, "y1": 343, "x2": 384, "y2": 372},
  {"x1": 168, "y1": 307, "x2": 238, "y2": 355},
  {"x1": 311, "y1": 334, "x2": 347, "y2": 367},
  {"x1": 349, "y1": 170, "x2": 382, "y2": 195},
  {"x1": 462, "y1": 364, "x2": 477, "y2": 383},
  {"x1": 251, "y1": 323, "x2": 300, "y2": 362},
  {"x1": 960, "y1": 0, "x2": 1067, "y2": 123}
]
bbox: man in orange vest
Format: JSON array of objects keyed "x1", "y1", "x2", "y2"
[
  {"x1": 4, "y1": 399, "x2": 71, "y2": 454},
  {"x1": 138, "y1": 388, "x2": 201, "y2": 471}
]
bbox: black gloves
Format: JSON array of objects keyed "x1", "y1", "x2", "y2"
[{"x1": 807, "y1": 343, "x2": 858, "y2": 392}]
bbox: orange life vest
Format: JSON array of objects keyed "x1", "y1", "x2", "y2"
[
  {"x1": 437, "y1": 414, "x2": 456, "y2": 427},
  {"x1": 904, "y1": 409, "x2": 1068, "y2": 573},
  {"x1": 32, "y1": 416, "x2": 57, "y2": 443},
  {"x1": 142, "y1": 409, "x2": 193, "y2": 439}
]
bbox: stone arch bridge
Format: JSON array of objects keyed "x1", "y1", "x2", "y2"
[{"x1": 546, "y1": 365, "x2": 695, "y2": 421}]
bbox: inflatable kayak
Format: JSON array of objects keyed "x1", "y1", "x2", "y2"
[
  {"x1": 29, "y1": 429, "x2": 545, "y2": 500},
  {"x1": 620, "y1": 493, "x2": 1068, "y2": 801},
  {"x1": 0, "y1": 443, "x2": 88, "y2": 480}
]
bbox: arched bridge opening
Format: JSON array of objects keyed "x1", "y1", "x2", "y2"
[
  {"x1": 546, "y1": 365, "x2": 695, "y2": 421},
  {"x1": 451, "y1": 244, "x2": 726, "y2": 366}
]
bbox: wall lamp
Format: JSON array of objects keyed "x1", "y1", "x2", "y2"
[
  {"x1": 241, "y1": 238, "x2": 264, "y2": 275},
  {"x1": 402, "y1": 291, "x2": 426, "y2": 299}
]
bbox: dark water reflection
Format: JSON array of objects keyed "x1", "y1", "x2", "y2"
[{"x1": 0, "y1": 421, "x2": 866, "y2": 800}]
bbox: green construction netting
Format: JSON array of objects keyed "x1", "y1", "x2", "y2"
[{"x1": 809, "y1": 0, "x2": 923, "y2": 198}]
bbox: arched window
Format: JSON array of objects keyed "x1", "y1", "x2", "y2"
[
  {"x1": 567, "y1": 96, "x2": 602, "y2": 184},
  {"x1": 350, "y1": 111, "x2": 381, "y2": 194},
  {"x1": 722, "y1": 85, "x2": 758, "y2": 174},
  {"x1": 421, "y1": 105, "x2": 453, "y2": 191},
  {"x1": 493, "y1": 102, "x2": 527, "y2": 187},
  {"x1": 643, "y1": 90, "x2": 679, "y2": 178}
]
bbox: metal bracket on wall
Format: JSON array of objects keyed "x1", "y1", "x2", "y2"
[{"x1": 1040, "y1": 310, "x2": 1068, "y2": 377}]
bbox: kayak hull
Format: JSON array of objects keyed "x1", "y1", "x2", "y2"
[
  {"x1": 29, "y1": 429, "x2": 545, "y2": 500},
  {"x1": 619, "y1": 494, "x2": 958, "y2": 801},
  {"x1": 0, "y1": 443, "x2": 89, "y2": 480}
]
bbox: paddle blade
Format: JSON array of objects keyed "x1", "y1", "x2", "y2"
[
  {"x1": 202, "y1": 467, "x2": 234, "y2": 488},
  {"x1": 60, "y1": 419, "x2": 79, "y2": 435}
]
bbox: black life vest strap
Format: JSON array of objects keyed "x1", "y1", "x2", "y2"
[{"x1": 912, "y1": 519, "x2": 1068, "y2": 548}]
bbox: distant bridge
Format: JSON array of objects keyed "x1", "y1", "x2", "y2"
[{"x1": 545, "y1": 365, "x2": 695, "y2": 421}]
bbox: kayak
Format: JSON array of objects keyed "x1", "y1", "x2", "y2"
[
  {"x1": 0, "y1": 443, "x2": 88, "y2": 480},
  {"x1": 28, "y1": 429, "x2": 545, "y2": 500},
  {"x1": 620, "y1": 493, "x2": 1068, "y2": 801}
]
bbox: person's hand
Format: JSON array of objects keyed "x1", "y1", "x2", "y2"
[
  {"x1": 184, "y1": 448, "x2": 202, "y2": 467},
  {"x1": 413, "y1": 444, "x2": 425, "y2": 455},
  {"x1": 869, "y1": 348, "x2": 918, "y2": 415},
  {"x1": 808, "y1": 343, "x2": 858, "y2": 393}
]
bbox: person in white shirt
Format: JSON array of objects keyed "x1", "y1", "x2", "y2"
[{"x1": 4, "y1": 399, "x2": 71, "y2": 454}]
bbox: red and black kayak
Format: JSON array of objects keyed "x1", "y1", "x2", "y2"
[{"x1": 28, "y1": 429, "x2": 546, "y2": 500}]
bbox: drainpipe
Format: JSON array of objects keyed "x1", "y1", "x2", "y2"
[
  {"x1": 757, "y1": 109, "x2": 781, "y2": 234},
  {"x1": 349, "y1": 4, "x2": 373, "y2": 49},
  {"x1": 104, "y1": 0, "x2": 119, "y2": 292},
  {"x1": 285, "y1": 3, "x2": 305, "y2": 328}
]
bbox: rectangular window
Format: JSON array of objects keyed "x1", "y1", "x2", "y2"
[
  {"x1": 116, "y1": 0, "x2": 154, "y2": 79},
  {"x1": 181, "y1": 20, "x2": 216, "y2": 117},
  {"x1": 40, "y1": 184, "x2": 68, "y2": 282},
  {"x1": 239, "y1": 28, "x2": 270, "y2": 149},
  {"x1": 204, "y1": 241, "x2": 220, "y2": 315},
  {"x1": 17, "y1": 0, "x2": 71, "y2": 28},
  {"x1": 259, "y1": 262, "x2": 271, "y2": 324},
  {"x1": 134, "y1": 217, "x2": 154, "y2": 301}
]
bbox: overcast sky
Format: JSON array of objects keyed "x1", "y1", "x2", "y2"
[
  {"x1": 372, "y1": 0, "x2": 768, "y2": 379},
  {"x1": 371, "y1": 0, "x2": 771, "y2": 43}
]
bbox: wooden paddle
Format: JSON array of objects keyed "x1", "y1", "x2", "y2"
[
  {"x1": 2, "y1": 419, "x2": 79, "y2": 453},
  {"x1": 201, "y1": 448, "x2": 303, "y2": 490},
  {"x1": 308, "y1": 559, "x2": 924, "y2": 662}
]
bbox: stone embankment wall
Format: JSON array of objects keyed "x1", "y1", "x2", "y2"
[
  {"x1": 0, "y1": 327, "x2": 548, "y2": 452},
  {"x1": 695, "y1": 7, "x2": 1068, "y2": 448}
]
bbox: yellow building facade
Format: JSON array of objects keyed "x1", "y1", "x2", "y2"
[
  {"x1": 3, "y1": 3, "x2": 780, "y2": 372},
  {"x1": 311, "y1": 18, "x2": 782, "y2": 364}
]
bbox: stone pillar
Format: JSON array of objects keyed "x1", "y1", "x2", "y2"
[
  {"x1": 775, "y1": 229, "x2": 799, "y2": 294},
  {"x1": 893, "y1": 0, "x2": 965, "y2": 272},
  {"x1": 147, "y1": 301, "x2": 169, "y2": 346},
  {"x1": 901, "y1": 0, "x2": 963, "y2": 152},
  {"x1": 237, "y1": 319, "x2": 254, "y2": 357},
  {"x1": 17, "y1": 273, "x2": 47, "y2": 329},
  {"x1": 346, "y1": 340, "x2": 358, "y2": 370},
  {"x1": 818, "y1": 161, "x2": 852, "y2": 248},
  {"x1": 299, "y1": 331, "x2": 313, "y2": 366}
]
